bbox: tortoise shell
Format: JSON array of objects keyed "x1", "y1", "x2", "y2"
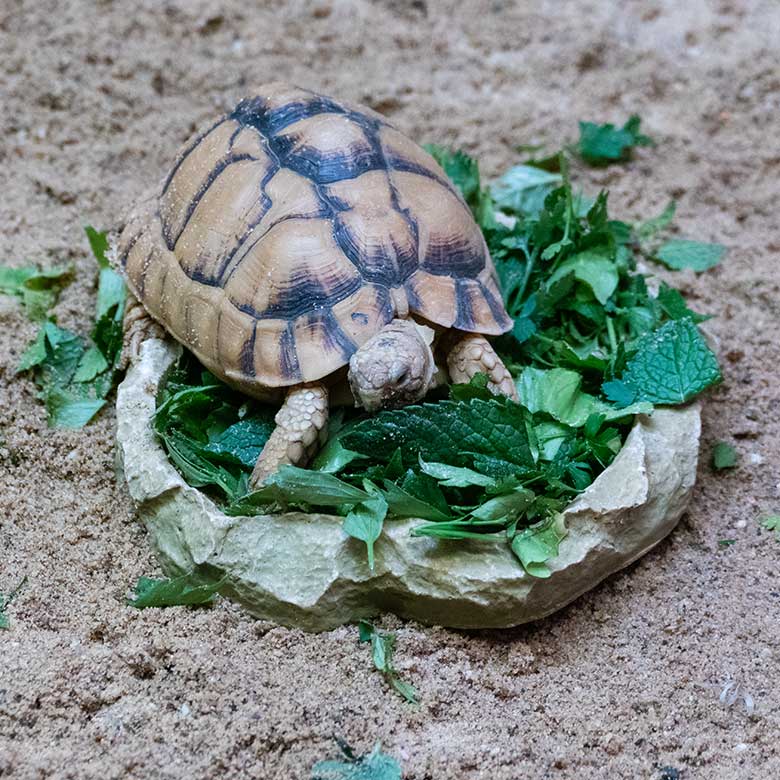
[{"x1": 118, "y1": 83, "x2": 512, "y2": 389}]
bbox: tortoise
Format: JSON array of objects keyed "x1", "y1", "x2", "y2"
[{"x1": 117, "y1": 83, "x2": 517, "y2": 486}]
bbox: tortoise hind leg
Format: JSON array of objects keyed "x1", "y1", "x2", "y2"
[
  {"x1": 250, "y1": 383, "x2": 329, "y2": 487},
  {"x1": 445, "y1": 333, "x2": 518, "y2": 401},
  {"x1": 120, "y1": 291, "x2": 165, "y2": 369}
]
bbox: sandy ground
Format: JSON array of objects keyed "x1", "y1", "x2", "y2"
[{"x1": 1, "y1": 1, "x2": 779, "y2": 778}]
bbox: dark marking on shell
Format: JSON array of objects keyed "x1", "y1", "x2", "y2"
[
  {"x1": 239, "y1": 322, "x2": 257, "y2": 377},
  {"x1": 160, "y1": 118, "x2": 228, "y2": 197},
  {"x1": 454, "y1": 279, "x2": 477, "y2": 330},
  {"x1": 421, "y1": 236, "x2": 486, "y2": 278},
  {"x1": 279, "y1": 321, "x2": 301, "y2": 381},
  {"x1": 259, "y1": 272, "x2": 363, "y2": 320},
  {"x1": 479, "y1": 280, "x2": 513, "y2": 331}
]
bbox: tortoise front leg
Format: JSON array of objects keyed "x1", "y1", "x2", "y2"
[
  {"x1": 120, "y1": 291, "x2": 165, "y2": 369},
  {"x1": 445, "y1": 333, "x2": 518, "y2": 401},
  {"x1": 250, "y1": 383, "x2": 329, "y2": 487}
]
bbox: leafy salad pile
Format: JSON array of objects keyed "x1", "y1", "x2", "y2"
[{"x1": 152, "y1": 119, "x2": 723, "y2": 578}]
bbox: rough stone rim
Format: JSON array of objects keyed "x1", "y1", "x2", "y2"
[{"x1": 116, "y1": 338, "x2": 701, "y2": 631}]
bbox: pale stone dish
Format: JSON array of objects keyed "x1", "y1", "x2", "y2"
[{"x1": 115, "y1": 338, "x2": 701, "y2": 632}]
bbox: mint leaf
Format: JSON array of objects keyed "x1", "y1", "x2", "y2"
[
  {"x1": 577, "y1": 115, "x2": 654, "y2": 165},
  {"x1": 712, "y1": 441, "x2": 738, "y2": 470},
  {"x1": 312, "y1": 742, "x2": 402, "y2": 780},
  {"x1": 509, "y1": 514, "x2": 567, "y2": 578},
  {"x1": 605, "y1": 319, "x2": 721, "y2": 405},
  {"x1": 128, "y1": 570, "x2": 226, "y2": 609},
  {"x1": 491, "y1": 164, "x2": 562, "y2": 218},
  {"x1": 343, "y1": 494, "x2": 388, "y2": 570},
  {"x1": 342, "y1": 399, "x2": 535, "y2": 468},
  {"x1": 655, "y1": 239, "x2": 726, "y2": 271},
  {"x1": 358, "y1": 622, "x2": 419, "y2": 705}
]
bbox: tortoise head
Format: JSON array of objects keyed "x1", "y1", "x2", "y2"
[{"x1": 348, "y1": 319, "x2": 436, "y2": 412}]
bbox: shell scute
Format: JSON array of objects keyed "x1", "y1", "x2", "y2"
[{"x1": 119, "y1": 83, "x2": 512, "y2": 390}]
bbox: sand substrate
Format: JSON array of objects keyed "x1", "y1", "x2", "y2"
[{"x1": 1, "y1": 1, "x2": 779, "y2": 778}]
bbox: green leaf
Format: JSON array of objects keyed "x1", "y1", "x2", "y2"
[
  {"x1": 358, "y1": 622, "x2": 419, "y2": 706},
  {"x1": 343, "y1": 494, "x2": 388, "y2": 570},
  {"x1": 547, "y1": 249, "x2": 619, "y2": 305},
  {"x1": 509, "y1": 514, "x2": 567, "y2": 578},
  {"x1": 245, "y1": 465, "x2": 370, "y2": 507},
  {"x1": 311, "y1": 743, "x2": 402, "y2": 780},
  {"x1": 0, "y1": 264, "x2": 72, "y2": 320},
  {"x1": 45, "y1": 388, "x2": 106, "y2": 428},
  {"x1": 379, "y1": 479, "x2": 452, "y2": 522},
  {"x1": 577, "y1": 115, "x2": 654, "y2": 165},
  {"x1": 85, "y1": 225, "x2": 110, "y2": 268},
  {"x1": 73, "y1": 345, "x2": 109, "y2": 383},
  {"x1": 637, "y1": 200, "x2": 676, "y2": 242},
  {"x1": 423, "y1": 144, "x2": 480, "y2": 203},
  {"x1": 203, "y1": 416, "x2": 274, "y2": 468},
  {"x1": 128, "y1": 570, "x2": 226, "y2": 609},
  {"x1": 655, "y1": 239, "x2": 726, "y2": 271},
  {"x1": 471, "y1": 486, "x2": 535, "y2": 521},
  {"x1": 712, "y1": 441, "x2": 738, "y2": 470},
  {"x1": 342, "y1": 398, "x2": 535, "y2": 468},
  {"x1": 759, "y1": 515, "x2": 780, "y2": 539},
  {"x1": 491, "y1": 164, "x2": 562, "y2": 218},
  {"x1": 516, "y1": 367, "x2": 651, "y2": 427},
  {"x1": 418, "y1": 457, "x2": 496, "y2": 488},
  {"x1": 604, "y1": 319, "x2": 721, "y2": 405},
  {"x1": 656, "y1": 283, "x2": 709, "y2": 323},
  {"x1": 0, "y1": 577, "x2": 27, "y2": 630}
]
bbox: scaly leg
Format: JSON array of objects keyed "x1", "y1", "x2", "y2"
[
  {"x1": 445, "y1": 333, "x2": 518, "y2": 401},
  {"x1": 250, "y1": 383, "x2": 329, "y2": 487},
  {"x1": 120, "y1": 291, "x2": 165, "y2": 368}
]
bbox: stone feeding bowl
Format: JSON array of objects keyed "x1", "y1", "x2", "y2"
[{"x1": 115, "y1": 338, "x2": 701, "y2": 632}]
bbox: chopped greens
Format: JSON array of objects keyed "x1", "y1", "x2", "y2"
[
  {"x1": 311, "y1": 742, "x2": 402, "y2": 780},
  {"x1": 0, "y1": 577, "x2": 28, "y2": 630},
  {"x1": 128, "y1": 570, "x2": 226, "y2": 609},
  {"x1": 712, "y1": 442, "x2": 738, "y2": 470},
  {"x1": 153, "y1": 134, "x2": 722, "y2": 576},
  {"x1": 655, "y1": 239, "x2": 726, "y2": 272},
  {"x1": 0, "y1": 265, "x2": 72, "y2": 321},
  {"x1": 358, "y1": 621, "x2": 419, "y2": 704},
  {"x1": 576, "y1": 115, "x2": 654, "y2": 165},
  {"x1": 16, "y1": 227, "x2": 126, "y2": 428},
  {"x1": 759, "y1": 515, "x2": 780, "y2": 540}
]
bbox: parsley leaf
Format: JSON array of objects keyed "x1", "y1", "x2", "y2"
[
  {"x1": 655, "y1": 239, "x2": 726, "y2": 271},
  {"x1": 603, "y1": 319, "x2": 721, "y2": 406},
  {"x1": 128, "y1": 570, "x2": 226, "y2": 609},
  {"x1": 358, "y1": 621, "x2": 419, "y2": 705},
  {"x1": 712, "y1": 441, "x2": 738, "y2": 470},
  {"x1": 577, "y1": 115, "x2": 654, "y2": 165}
]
